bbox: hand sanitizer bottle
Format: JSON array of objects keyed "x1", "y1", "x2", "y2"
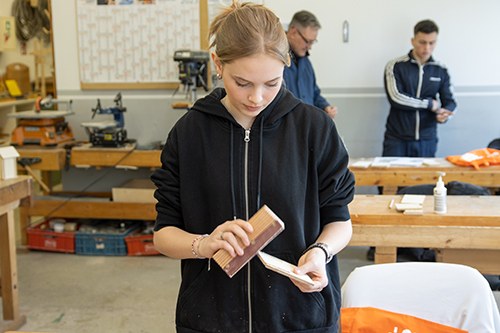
[{"x1": 434, "y1": 174, "x2": 447, "y2": 214}]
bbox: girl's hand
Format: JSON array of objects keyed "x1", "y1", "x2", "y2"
[{"x1": 198, "y1": 219, "x2": 254, "y2": 258}]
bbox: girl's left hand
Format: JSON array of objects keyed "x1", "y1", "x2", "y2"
[{"x1": 292, "y1": 248, "x2": 329, "y2": 293}]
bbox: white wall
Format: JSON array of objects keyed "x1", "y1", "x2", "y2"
[
  {"x1": 267, "y1": 0, "x2": 500, "y2": 87},
  {"x1": 52, "y1": 0, "x2": 500, "y2": 90}
]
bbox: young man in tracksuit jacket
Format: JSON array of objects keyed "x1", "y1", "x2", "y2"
[
  {"x1": 383, "y1": 19, "x2": 457, "y2": 157},
  {"x1": 151, "y1": 86, "x2": 355, "y2": 332}
]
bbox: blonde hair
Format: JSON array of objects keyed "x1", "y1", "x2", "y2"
[{"x1": 209, "y1": 1, "x2": 290, "y2": 66}]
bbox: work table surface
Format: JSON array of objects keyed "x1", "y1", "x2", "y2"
[
  {"x1": 349, "y1": 157, "x2": 500, "y2": 188},
  {"x1": 349, "y1": 195, "x2": 500, "y2": 227}
]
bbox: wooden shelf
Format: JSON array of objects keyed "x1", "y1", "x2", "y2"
[
  {"x1": 28, "y1": 197, "x2": 156, "y2": 220},
  {"x1": 71, "y1": 144, "x2": 161, "y2": 168}
]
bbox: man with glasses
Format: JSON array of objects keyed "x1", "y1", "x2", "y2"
[{"x1": 284, "y1": 10, "x2": 338, "y2": 119}]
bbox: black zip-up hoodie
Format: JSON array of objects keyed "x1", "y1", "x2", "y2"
[{"x1": 152, "y1": 86, "x2": 355, "y2": 333}]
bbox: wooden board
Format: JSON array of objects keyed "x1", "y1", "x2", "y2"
[
  {"x1": 71, "y1": 143, "x2": 161, "y2": 168},
  {"x1": 213, "y1": 205, "x2": 284, "y2": 278},
  {"x1": 27, "y1": 198, "x2": 156, "y2": 221},
  {"x1": 349, "y1": 224, "x2": 500, "y2": 250},
  {"x1": 17, "y1": 147, "x2": 66, "y2": 171}
]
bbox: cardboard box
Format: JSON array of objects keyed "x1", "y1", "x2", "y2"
[{"x1": 112, "y1": 179, "x2": 157, "y2": 203}]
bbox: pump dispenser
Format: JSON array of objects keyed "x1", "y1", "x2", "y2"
[{"x1": 433, "y1": 173, "x2": 447, "y2": 214}]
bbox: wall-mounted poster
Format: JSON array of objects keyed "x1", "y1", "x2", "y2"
[{"x1": 76, "y1": 0, "x2": 200, "y2": 88}]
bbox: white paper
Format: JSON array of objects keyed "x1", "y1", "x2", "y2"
[
  {"x1": 351, "y1": 160, "x2": 372, "y2": 168},
  {"x1": 401, "y1": 194, "x2": 426, "y2": 205}
]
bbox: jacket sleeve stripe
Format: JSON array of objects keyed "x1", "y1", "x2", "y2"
[{"x1": 385, "y1": 56, "x2": 429, "y2": 110}]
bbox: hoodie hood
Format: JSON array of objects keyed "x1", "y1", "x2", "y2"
[{"x1": 189, "y1": 85, "x2": 301, "y2": 129}]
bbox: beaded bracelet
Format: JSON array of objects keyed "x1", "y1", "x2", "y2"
[{"x1": 191, "y1": 234, "x2": 209, "y2": 259}]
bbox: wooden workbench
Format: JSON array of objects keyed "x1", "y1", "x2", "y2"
[
  {"x1": 16, "y1": 145, "x2": 161, "y2": 170},
  {"x1": 0, "y1": 176, "x2": 32, "y2": 332},
  {"x1": 350, "y1": 157, "x2": 500, "y2": 193},
  {"x1": 16, "y1": 145, "x2": 161, "y2": 245},
  {"x1": 348, "y1": 195, "x2": 500, "y2": 274}
]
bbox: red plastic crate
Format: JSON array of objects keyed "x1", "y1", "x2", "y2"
[
  {"x1": 27, "y1": 221, "x2": 76, "y2": 253},
  {"x1": 125, "y1": 233, "x2": 159, "y2": 256}
]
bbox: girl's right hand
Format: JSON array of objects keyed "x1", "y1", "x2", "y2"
[{"x1": 198, "y1": 219, "x2": 254, "y2": 258}]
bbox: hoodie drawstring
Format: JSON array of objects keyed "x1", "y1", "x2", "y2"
[
  {"x1": 256, "y1": 117, "x2": 264, "y2": 210},
  {"x1": 230, "y1": 123, "x2": 237, "y2": 219}
]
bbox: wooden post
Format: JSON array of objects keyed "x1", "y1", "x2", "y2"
[{"x1": 31, "y1": 39, "x2": 51, "y2": 96}]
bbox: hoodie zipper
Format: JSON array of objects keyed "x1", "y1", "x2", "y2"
[{"x1": 243, "y1": 128, "x2": 252, "y2": 333}]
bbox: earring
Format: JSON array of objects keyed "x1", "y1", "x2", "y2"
[{"x1": 216, "y1": 73, "x2": 222, "y2": 80}]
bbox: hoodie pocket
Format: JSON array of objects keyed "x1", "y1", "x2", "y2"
[
  {"x1": 252, "y1": 253, "x2": 328, "y2": 332},
  {"x1": 177, "y1": 262, "x2": 247, "y2": 332}
]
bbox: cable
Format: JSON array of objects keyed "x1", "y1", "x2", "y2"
[
  {"x1": 12, "y1": 0, "x2": 40, "y2": 42},
  {"x1": 12, "y1": 0, "x2": 50, "y2": 44}
]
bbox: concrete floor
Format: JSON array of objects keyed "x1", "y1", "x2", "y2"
[{"x1": 6, "y1": 246, "x2": 500, "y2": 333}]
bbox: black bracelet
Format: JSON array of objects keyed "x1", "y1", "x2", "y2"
[{"x1": 302, "y1": 242, "x2": 333, "y2": 263}]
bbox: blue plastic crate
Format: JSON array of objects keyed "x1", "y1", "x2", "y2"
[{"x1": 75, "y1": 222, "x2": 139, "y2": 256}]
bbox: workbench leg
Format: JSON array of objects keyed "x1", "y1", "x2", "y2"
[
  {"x1": 382, "y1": 186, "x2": 398, "y2": 194},
  {"x1": 0, "y1": 209, "x2": 24, "y2": 325},
  {"x1": 18, "y1": 207, "x2": 29, "y2": 246},
  {"x1": 41, "y1": 170, "x2": 54, "y2": 193},
  {"x1": 0, "y1": 208, "x2": 27, "y2": 331},
  {"x1": 374, "y1": 246, "x2": 397, "y2": 264}
]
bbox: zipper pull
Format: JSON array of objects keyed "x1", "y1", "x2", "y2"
[{"x1": 244, "y1": 129, "x2": 251, "y2": 143}]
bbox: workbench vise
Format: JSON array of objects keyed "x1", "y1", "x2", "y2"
[{"x1": 81, "y1": 92, "x2": 128, "y2": 147}]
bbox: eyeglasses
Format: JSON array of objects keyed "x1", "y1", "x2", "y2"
[{"x1": 296, "y1": 29, "x2": 317, "y2": 46}]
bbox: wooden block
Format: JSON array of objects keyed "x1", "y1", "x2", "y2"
[
  {"x1": 112, "y1": 179, "x2": 157, "y2": 203},
  {"x1": 403, "y1": 209, "x2": 423, "y2": 215},
  {"x1": 213, "y1": 205, "x2": 284, "y2": 278},
  {"x1": 394, "y1": 203, "x2": 422, "y2": 211},
  {"x1": 171, "y1": 101, "x2": 191, "y2": 109}
]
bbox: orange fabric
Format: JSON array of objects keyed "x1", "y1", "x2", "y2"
[
  {"x1": 446, "y1": 148, "x2": 500, "y2": 170},
  {"x1": 341, "y1": 307, "x2": 467, "y2": 333}
]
